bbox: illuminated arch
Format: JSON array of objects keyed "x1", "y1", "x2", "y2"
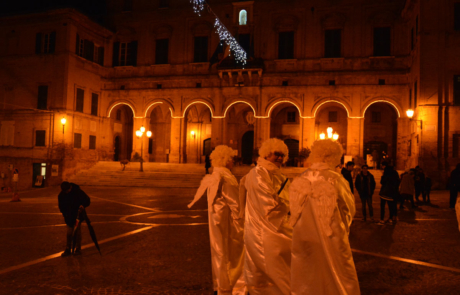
[
  {"x1": 144, "y1": 99, "x2": 175, "y2": 118},
  {"x1": 311, "y1": 99, "x2": 352, "y2": 118},
  {"x1": 361, "y1": 98, "x2": 402, "y2": 118},
  {"x1": 265, "y1": 99, "x2": 303, "y2": 118},
  {"x1": 182, "y1": 100, "x2": 215, "y2": 118},
  {"x1": 222, "y1": 100, "x2": 257, "y2": 118},
  {"x1": 107, "y1": 101, "x2": 138, "y2": 118}
]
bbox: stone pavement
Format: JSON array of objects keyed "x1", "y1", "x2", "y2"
[{"x1": 0, "y1": 186, "x2": 459, "y2": 295}]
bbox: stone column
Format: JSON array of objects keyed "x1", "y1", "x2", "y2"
[
  {"x1": 169, "y1": 117, "x2": 182, "y2": 163},
  {"x1": 346, "y1": 117, "x2": 363, "y2": 161},
  {"x1": 300, "y1": 118, "x2": 316, "y2": 149},
  {"x1": 211, "y1": 118, "x2": 224, "y2": 148},
  {"x1": 254, "y1": 118, "x2": 270, "y2": 149},
  {"x1": 396, "y1": 117, "x2": 411, "y2": 170}
]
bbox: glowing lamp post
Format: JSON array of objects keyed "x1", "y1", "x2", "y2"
[
  {"x1": 191, "y1": 130, "x2": 196, "y2": 138},
  {"x1": 320, "y1": 127, "x2": 339, "y2": 141},
  {"x1": 136, "y1": 125, "x2": 152, "y2": 172},
  {"x1": 61, "y1": 117, "x2": 66, "y2": 134},
  {"x1": 406, "y1": 109, "x2": 414, "y2": 119}
]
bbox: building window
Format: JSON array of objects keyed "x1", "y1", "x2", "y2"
[
  {"x1": 91, "y1": 93, "x2": 98, "y2": 116},
  {"x1": 278, "y1": 31, "x2": 294, "y2": 59},
  {"x1": 89, "y1": 135, "x2": 96, "y2": 149},
  {"x1": 408, "y1": 140, "x2": 412, "y2": 156},
  {"x1": 409, "y1": 88, "x2": 412, "y2": 108},
  {"x1": 454, "y1": 134, "x2": 460, "y2": 158},
  {"x1": 371, "y1": 112, "x2": 381, "y2": 123},
  {"x1": 454, "y1": 76, "x2": 460, "y2": 106},
  {"x1": 35, "y1": 130, "x2": 46, "y2": 147},
  {"x1": 76, "y1": 88, "x2": 84, "y2": 112},
  {"x1": 238, "y1": 34, "x2": 251, "y2": 54},
  {"x1": 414, "y1": 81, "x2": 418, "y2": 107},
  {"x1": 194, "y1": 36, "x2": 208, "y2": 62},
  {"x1": 37, "y1": 85, "x2": 48, "y2": 110},
  {"x1": 324, "y1": 29, "x2": 341, "y2": 58},
  {"x1": 116, "y1": 109, "x2": 122, "y2": 120},
  {"x1": 373, "y1": 27, "x2": 391, "y2": 56},
  {"x1": 113, "y1": 41, "x2": 138, "y2": 67},
  {"x1": 379, "y1": 79, "x2": 386, "y2": 85},
  {"x1": 329, "y1": 80, "x2": 336, "y2": 86},
  {"x1": 287, "y1": 112, "x2": 296, "y2": 123},
  {"x1": 455, "y1": 3, "x2": 460, "y2": 30},
  {"x1": 74, "y1": 133, "x2": 82, "y2": 148},
  {"x1": 328, "y1": 111, "x2": 338, "y2": 122},
  {"x1": 35, "y1": 32, "x2": 56, "y2": 54},
  {"x1": 75, "y1": 34, "x2": 104, "y2": 65},
  {"x1": 159, "y1": 0, "x2": 169, "y2": 8},
  {"x1": 155, "y1": 39, "x2": 169, "y2": 64},
  {"x1": 239, "y1": 9, "x2": 248, "y2": 25}
]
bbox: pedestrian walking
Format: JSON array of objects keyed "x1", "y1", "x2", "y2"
[
  {"x1": 414, "y1": 166, "x2": 426, "y2": 203},
  {"x1": 289, "y1": 138, "x2": 360, "y2": 295},
  {"x1": 341, "y1": 161, "x2": 355, "y2": 194},
  {"x1": 379, "y1": 162, "x2": 400, "y2": 225},
  {"x1": 58, "y1": 181, "x2": 91, "y2": 256},
  {"x1": 450, "y1": 164, "x2": 460, "y2": 208},
  {"x1": 399, "y1": 169, "x2": 417, "y2": 209},
  {"x1": 242, "y1": 138, "x2": 292, "y2": 295},
  {"x1": 355, "y1": 165, "x2": 376, "y2": 221},
  {"x1": 205, "y1": 152, "x2": 211, "y2": 174},
  {"x1": 188, "y1": 145, "x2": 245, "y2": 294}
]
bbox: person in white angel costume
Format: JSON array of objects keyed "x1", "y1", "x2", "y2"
[
  {"x1": 240, "y1": 138, "x2": 292, "y2": 295},
  {"x1": 188, "y1": 145, "x2": 246, "y2": 295},
  {"x1": 289, "y1": 138, "x2": 360, "y2": 295}
]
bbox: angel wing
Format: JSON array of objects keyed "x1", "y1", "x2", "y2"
[
  {"x1": 188, "y1": 173, "x2": 221, "y2": 208},
  {"x1": 310, "y1": 179, "x2": 338, "y2": 237},
  {"x1": 289, "y1": 175, "x2": 312, "y2": 227}
]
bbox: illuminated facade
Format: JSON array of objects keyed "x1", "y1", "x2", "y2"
[{"x1": 0, "y1": 0, "x2": 458, "y2": 188}]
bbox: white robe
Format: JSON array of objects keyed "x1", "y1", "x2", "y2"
[
  {"x1": 289, "y1": 162, "x2": 360, "y2": 295},
  {"x1": 243, "y1": 157, "x2": 292, "y2": 295},
  {"x1": 188, "y1": 167, "x2": 245, "y2": 294}
]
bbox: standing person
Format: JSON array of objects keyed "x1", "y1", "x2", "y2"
[
  {"x1": 378, "y1": 163, "x2": 400, "y2": 225},
  {"x1": 424, "y1": 176, "x2": 432, "y2": 203},
  {"x1": 414, "y1": 166, "x2": 426, "y2": 203},
  {"x1": 355, "y1": 165, "x2": 376, "y2": 221},
  {"x1": 289, "y1": 138, "x2": 360, "y2": 295},
  {"x1": 188, "y1": 145, "x2": 245, "y2": 294},
  {"x1": 372, "y1": 150, "x2": 380, "y2": 169},
  {"x1": 399, "y1": 169, "x2": 417, "y2": 209},
  {"x1": 341, "y1": 161, "x2": 355, "y2": 194},
  {"x1": 242, "y1": 138, "x2": 292, "y2": 295},
  {"x1": 450, "y1": 164, "x2": 460, "y2": 209},
  {"x1": 58, "y1": 182, "x2": 90, "y2": 256},
  {"x1": 205, "y1": 152, "x2": 211, "y2": 174}
]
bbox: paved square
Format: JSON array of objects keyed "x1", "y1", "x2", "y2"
[{"x1": 0, "y1": 186, "x2": 459, "y2": 294}]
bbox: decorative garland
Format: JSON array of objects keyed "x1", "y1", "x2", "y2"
[{"x1": 190, "y1": 0, "x2": 248, "y2": 65}]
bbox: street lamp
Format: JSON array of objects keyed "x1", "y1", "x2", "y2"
[
  {"x1": 191, "y1": 130, "x2": 196, "y2": 139},
  {"x1": 136, "y1": 125, "x2": 152, "y2": 172},
  {"x1": 406, "y1": 109, "x2": 414, "y2": 119},
  {"x1": 61, "y1": 117, "x2": 66, "y2": 134},
  {"x1": 319, "y1": 127, "x2": 339, "y2": 141}
]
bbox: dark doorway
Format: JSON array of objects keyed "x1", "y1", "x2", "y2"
[
  {"x1": 114, "y1": 136, "x2": 120, "y2": 161},
  {"x1": 203, "y1": 138, "x2": 212, "y2": 156},
  {"x1": 284, "y1": 138, "x2": 299, "y2": 167},
  {"x1": 32, "y1": 163, "x2": 46, "y2": 187},
  {"x1": 242, "y1": 131, "x2": 254, "y2": 164}
]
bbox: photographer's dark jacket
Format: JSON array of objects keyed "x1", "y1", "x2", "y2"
[
  {"x1": 355, "y1": 172, "x2": 376, "y2": 198},
  {"x1": 58, "y1": 183, "x2": 90, "y2": 227}
]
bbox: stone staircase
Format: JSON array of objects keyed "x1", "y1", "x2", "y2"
[{"x1": 68, "y1": 161, "x2": 394, "y2": 190}]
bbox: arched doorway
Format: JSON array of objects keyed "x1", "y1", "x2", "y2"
[
  {"x1": 148, "y1": 105, "x2": 171, "y2": 162},
  {"x1": 224, "y1": 103, "x2": 255, "y2": 163},
  {"x1": 270, "y1": 103, "x2": 300, "y2": 166},
  {"x1": 363, "y1": 103, "x2": 398, "y2": 167},
  {"x1": 242, "y1": 131, "x2": 254, "y2": 164},
  {"x1": 110, "y1": 105, "x2": 134, "y2": 161},
  {"x1": 184, "y1": 104, "x2": 212, "y2": 163},
  {"x1": 315, "y1": 104, "x2": 348, "y2": 153}
]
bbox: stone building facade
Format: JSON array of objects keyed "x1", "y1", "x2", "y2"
[{"x1": 0, "y1": 0, "x2": 458, "y2": 189}]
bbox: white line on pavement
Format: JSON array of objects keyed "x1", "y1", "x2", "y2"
[
  {"x1": 91, "y1": 196, "x2": 160, "y2": 212},
  {"x1": 352, "y1": 249, "x2": 460, "y2": 273}
]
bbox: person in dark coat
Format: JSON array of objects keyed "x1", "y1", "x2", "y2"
[
  {"x1": 424, "y1": 176, "x2": 432, "y2": 203},
  {"x1": 450, "y1": 164, "x2": 460, "y2": 208},
  {"x1": 379, "y1": 163, "x2": 400, "y2": 225},
  {"x1": 355, "y1": 165, "x2": 376, "y2": 221},
  {"x1": 205, "y1": 153, "x2": 211, "y2": 174},
  {"x1": 414, "y1": 166, "x2": 426, "y2": 203},
  {"x1": 341, "y1": 161, "x2": 355, "y2": 194},
  {"x1": 58, "y1": 181, "x2": 90, "y2": 256}
]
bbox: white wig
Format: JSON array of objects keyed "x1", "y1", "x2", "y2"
[
  {"x1": 258, "y1": 138, "x2": 289, "y2": 164},
  {"x1": 210, "y1": 145, "x2": 237, "y2": 168},
  {"x1": 308, "y1": 139, "x2": 343, "y2": 169}
]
